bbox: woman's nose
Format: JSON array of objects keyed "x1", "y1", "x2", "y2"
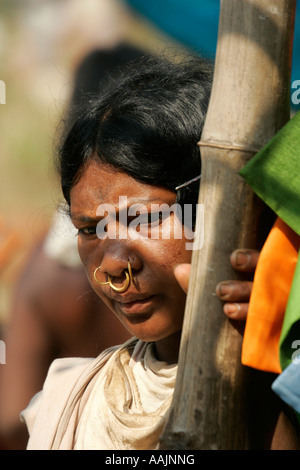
[{"x1": 100, "y1": 247, "x2": 143, "y2": 280}]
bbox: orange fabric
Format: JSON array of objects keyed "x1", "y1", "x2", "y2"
[{"x1": 241, "y1": 217, "x2": 300, "y2": 374}]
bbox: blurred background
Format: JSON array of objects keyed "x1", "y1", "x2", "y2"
[{"x1": 0, "y1": 0, "x2": 299, "y2": 450}]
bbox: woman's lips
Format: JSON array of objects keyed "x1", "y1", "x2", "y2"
[{"x1": 116, "y1": 295, "x2": 156, "y2": 315}]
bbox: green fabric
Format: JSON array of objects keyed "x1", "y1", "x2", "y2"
[
  {"x1": 239, "y1": 111, "x2": 300, "y2": 236},
  {"x1": 240, "y1": 111, "x2": 300, "y2": 374},
  {"x1": 279, "y1": 252, "x2": 300, "y2": 370}
]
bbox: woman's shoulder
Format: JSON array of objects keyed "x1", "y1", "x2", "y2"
[
  {"x1": 20, "y1": 357, "x2": 97, "y2": 435},
  {"x1": 20, "y1": 340, "x2": 139, "y2": 444},
  {"x1": 47, "y1": 356, "x2": 95, "y2": 378},
  {"x1": 46, "y1": 337, "x2": 138, "y2": 383}
]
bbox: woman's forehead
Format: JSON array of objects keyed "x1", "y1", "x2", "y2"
[{"x1": 70, "y1": 160, "x2": 176, "y2": 214}]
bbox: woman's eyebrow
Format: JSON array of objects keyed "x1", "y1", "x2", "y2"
[
  {"x1": 125, "y1": 196, "x2": 176, "y2": 206},
  {"x1": 70, "y1": 213, "x2": 100, "y2": 223}
]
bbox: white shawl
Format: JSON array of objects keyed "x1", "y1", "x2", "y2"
[{"x1": 21, "y1": 338, "x2": 177, "y2": 450}]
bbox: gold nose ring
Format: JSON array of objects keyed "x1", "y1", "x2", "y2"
[
  {"x1": 93, "y1": 267, "x2": 109, "y2": 286},
  {"x1": 108, "y1": 270, "x2": 130, "y2": 292},
  {"x1": 94, "y1": 261, "x2": 133, "y2": 293}
]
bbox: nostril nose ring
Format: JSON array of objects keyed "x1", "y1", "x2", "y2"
[
  {"x1": 94, "y1": 261, "x2": 133, "y2": 293},
  {"x1": 93, "y1": 266, "x2": 109, "y2": 286}
]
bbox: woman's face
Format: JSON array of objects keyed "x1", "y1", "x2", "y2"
[{"x1": 70, "y1": 160, "x2": 192, "y2": 355}]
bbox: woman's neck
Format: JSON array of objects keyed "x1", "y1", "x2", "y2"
[{"x1": 154, "y1": 330, "x2": 182, "y2": 364}]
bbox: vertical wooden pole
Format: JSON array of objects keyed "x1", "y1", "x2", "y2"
[{"x1": 160, "y1": 0, "x2": 296, "y2": 450}]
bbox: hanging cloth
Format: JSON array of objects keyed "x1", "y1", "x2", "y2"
[
  {"x1": 241, "y1": 217, "x2": 299, "y2": 373},
  {"x1": 239, "y1": 111, "x2": 300, "y2": 373}
]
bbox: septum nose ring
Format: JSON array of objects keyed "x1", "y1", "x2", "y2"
[{"x1": 93, "y1": 261, "x2": 133, "y2": 293}]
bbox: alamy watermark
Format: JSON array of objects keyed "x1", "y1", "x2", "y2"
[
  {"x1": 0, "y1": 80, "x2": 7, "y2": 361},
  {"x1": 0, "y1": 80, "x2": 6, "y2": 104},
  {"x1": 0, "y1": 78, "x2": 299, "y2": 106},
  {"x1": 0, "y1": 340, "x2": 6, "y2": 364},
  {"x1": 93, "y1": 197, "x2": 204, "y2": 251},
  {"x1": 291, "y1": 80, "x2": 300, "y2": 106},
  {"x1": 291, "y1": 340, "x2": 300, "y2": 365}
]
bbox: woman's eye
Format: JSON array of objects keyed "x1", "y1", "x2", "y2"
[
  {"x1": 78, "y1": 226, "x2": 97, "y2": 237},
  {"x1": 139, "y1": 212, "x2": 162, "y2": 226}
]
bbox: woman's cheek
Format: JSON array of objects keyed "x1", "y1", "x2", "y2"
[{"x1": 77, "y1": 238, "x2": 99, "y2": 276}]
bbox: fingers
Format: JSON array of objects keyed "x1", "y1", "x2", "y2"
[
  {"x1": 223, "y1": 302, "x2": 249, "y2": 321},
  {"x1": 215, "y1": 280, "x2": 253, "y2": 302},
  {"x1": 216, "y1": 248, "x2": 260, "y2": 322},
  {"x1": 175, "y1": 249, "x2": 260, "y2": 322},
  {"x1": 215, "y1": 280, "x2": 253, "y2": 321},
  {"x1": 230, "y1": 249, "x2": 260, "y2": 272},
  {"x1": 173, "y1": 263, "x2": 191, "y2": 293}
]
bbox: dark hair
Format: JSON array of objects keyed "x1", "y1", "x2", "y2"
[{"x1": 57, "y1": 54, "x2": 213, "y2": 217}]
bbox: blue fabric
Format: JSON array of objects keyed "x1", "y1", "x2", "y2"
[
  {"x1": 125, "y1": 0, "x2": 300, "y2": 111},
  {"x1": 272, "y1": 360, "x2": 300, "y2": 415}
]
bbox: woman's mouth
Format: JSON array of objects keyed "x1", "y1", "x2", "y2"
[{"x1": 115, "y1": 295, "x2": 156, "y2": 315}]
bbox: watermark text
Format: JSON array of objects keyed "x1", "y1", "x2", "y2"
[
  {"x1": 93, "y1": 197, "x2": 204, "y2": 251},
  {"x1": 291, "y1": 339, "x2": 300, "y2": 364},
  {"x1": 0, "y1": 80, "x2": 6, "y2": 104},
  {"x1": 0, "y1": 340, "x2": 6, "y2": 364},
  {"x1": 291, "y1": 80, "x2": 300, "y2": 106}
]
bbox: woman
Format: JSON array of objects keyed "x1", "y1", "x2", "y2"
[{"x1": 20, "y1": 54, "x2": 252, "y2": 450}]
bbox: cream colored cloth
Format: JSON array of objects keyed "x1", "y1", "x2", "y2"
[
  {"x1": 43, "y1": 209, "x2": 82, "y2": 268},
  {"x1": 21, "y1": 338, "x2": 177, "y2": 450}
]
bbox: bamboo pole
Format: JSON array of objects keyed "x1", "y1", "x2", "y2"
[{"x1": 160, "y1": 0, "x2": 296, "y2": 450}]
